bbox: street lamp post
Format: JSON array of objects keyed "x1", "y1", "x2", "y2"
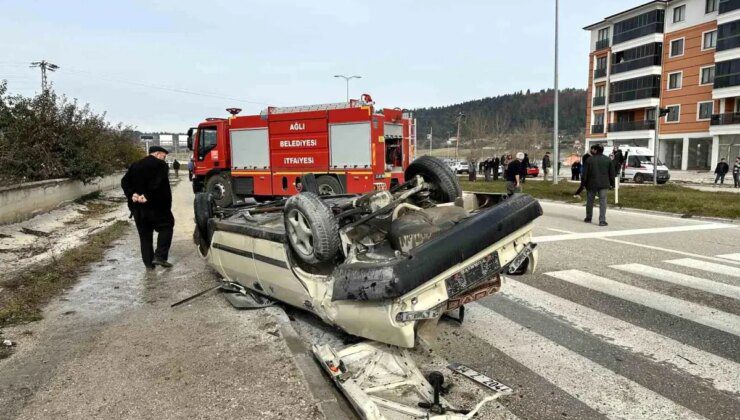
[
  {"x1": 334, "y1": 75, "x2": 361, "y2": 102},
  {"x1": 455, "y1": 111, "x2": 465, "y2": 160},
  {"x1": 553, "y1": 0, "x2": 560, "y2": 185}
]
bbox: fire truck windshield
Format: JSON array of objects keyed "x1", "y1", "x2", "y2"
[{"x1": 198, "y1": 127, "x2": 217, "y2": 160}]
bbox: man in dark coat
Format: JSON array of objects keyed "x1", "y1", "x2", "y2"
[
  {"x1": 492, "y1": 156, "x2": 500, "y2": 181},
  {"x1": 121, "y1": 146, "x2": 175, "y2": 269},
  {"x1": 542, "y1": 152, "x2": 551, "y2": 181},
  {"x1": 714, "y1": 158, "x2": 730, "y2": 184},
  {"x1": 521, "y1": 153, "x2": 530, "y2": 183},
  {"x1": 582, "y1": 144, "x2": 615, "y2": 226},
  {"x1": 505, "y1": 152, "x2": 524, "y2": 195}
]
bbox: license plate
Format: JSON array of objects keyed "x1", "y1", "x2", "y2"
[
  {"x1": 446, "y1": 280, "x2": 499, "y2": 311},
  {"x1": 448, "y1": 363, "x2": 513, "y2": 395},
  {"x1": 445, "y1": 252, "x2": 500, "y2": 298},
  {"x1": 507, "y1": 243, "x2": 535, "y2": 274}
]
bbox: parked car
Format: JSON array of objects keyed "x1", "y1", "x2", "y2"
[
  {"x1": 527, "y1": 165, "x2": 540, "y2": 177},
  {"x1": 446, "y1": 159, "x2": 470, "y2": 174},
  {"x1": 619, "y1": 146, "x2": 670, "y2": 184}
]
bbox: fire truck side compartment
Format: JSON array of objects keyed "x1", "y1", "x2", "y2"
[
  {"x1": 329, "y1": 122, "x2": 372, "y2": 168},
  {"x1": 230, "y1": 128, "x2": 270, "y2": 169}
]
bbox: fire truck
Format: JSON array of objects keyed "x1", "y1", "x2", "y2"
[{"x1": 187, "y1": 94, "x2": 416, "y2": 207}]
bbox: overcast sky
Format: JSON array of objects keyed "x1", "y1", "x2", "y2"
[{"x1": 0, "y1": 0, "x2": 646, "y2": 132}]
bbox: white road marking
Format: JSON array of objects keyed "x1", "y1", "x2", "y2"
[
  {"x1": 545, "y1": 270, "x2": 740, "y2": 336},
  {"x1": 501, "y1": 278, "x2": 740, "y2": 394},
  {"x1": 463, "y1": 303, "x2": 705, "y2": 420},
  {"x1": 667, "y1": 258, "x2": 740, "y2": 279},
  {"x1": 545, "y1": 228, "x2": 740, "y2": 266},
  {"x1": 717, "y1": 253, "x2": 740, "y2": 262},
  {"x1": 612, "y1": 263, "x2": 740, "y2": 300},
  {"x1": 533, "y1": 223, "x2": 734, "y2": 243}
]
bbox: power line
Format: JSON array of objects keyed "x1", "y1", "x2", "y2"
[{"x1": 60, "y1": 67, "x2": 270, "y2": 106}]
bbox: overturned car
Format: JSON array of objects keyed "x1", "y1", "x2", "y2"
[{"x1": 194, "y1": 156, "x2": 542, "y2": 348}]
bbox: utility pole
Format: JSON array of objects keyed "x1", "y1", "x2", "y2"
[
  {"x1": 333, "y1": 74, "x2": 361, "y2": 102},
  {"x1": 428, "y1": 126, "x2": 433, "y2": 155},
  {"x1": 30, "y1": 60, "x2": 59, "y2": 92},
  {"x1": 653, "y1": 106, "x2": 670, "y2": 185},
  {"x1": 553, "y1": 0, "x2": 560, "y2": 184},
  {"x1": 455, "y1": 111, "x2": 465, "y2": 160}
]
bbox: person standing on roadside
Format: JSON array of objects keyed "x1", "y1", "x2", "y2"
[
  {"x1": 582, "y1": 144, "x2": 614, "y2": 226},
  {"x1": 714, "y1": 158, "x2": 730, "y2": 184},
  {"x1": 571, "y1": 159, "x2": 581, "y2": 181},
  {"x1": 734, "y1": 156, "x2": 740, "y2": 188},
  {"x1": 542, "y1": 152, "x2": 551, "y2": 181},
  {"x1": 573, "y1": 153, "x2": 591, "y2": 197},
  {"x1": 172, "y1": 159, "x2": 181, "y2": 177},
  {"x1": 521, "y1": 153, "x2": 530, "y2": 183},
  {"x1": 506, "y1": 152, "x2": 524, "y2": 195},
  {"x1": 121, "y1": 146, "x2": 175, "y2": 269},
  {"x1": 492, "y1": 156, "x2": 500, "y2": 181},
  {"x1": 187, "y1": 158, "x2": 195, "y2": 181}
]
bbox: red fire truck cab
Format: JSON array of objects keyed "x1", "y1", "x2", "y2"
[{"x1": 187, "y1": 94, "x2": 416, "y2": 207}]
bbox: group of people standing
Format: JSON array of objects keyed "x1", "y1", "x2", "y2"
[
  {"x1": 714, "y1": 157, "x2": 740, "y2": 187},
  {"x1": 477, "y1": 153, "x2": 535, "y2": 194}
]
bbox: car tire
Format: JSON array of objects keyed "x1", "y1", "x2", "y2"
[
  {"x1": 206, "y1": 173, "x2": 233, "y2": 207},
  {"x1": 284, "y1": 192, "x2": 340, "y2": 264},
  {"x1": 405, "y1": 156, "x2": 462, "y2": 203},
  {"x1": 657, "y1": 180, "x2": 667, "y2": 185},
  {"x1": 316, "y1": 175, "x2": 343, "y2": 196},
  {"x1": 194, "y1": 192, "x2": 214, "y2": 242},
  {"x1": 634, "y1": 173, "x2": 645, "y2": 184}
]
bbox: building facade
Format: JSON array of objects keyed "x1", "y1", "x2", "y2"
[{"x1": 584, "y1": 0, "x2": 740, "y2": 171}]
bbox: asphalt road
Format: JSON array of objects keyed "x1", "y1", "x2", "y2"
[{"x1": 427, "y1": 200, "x2": 740, "y2": 419}]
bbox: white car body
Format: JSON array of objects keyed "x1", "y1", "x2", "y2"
[{"x1": 614, "y1": 146, "x2": 671, "y2": 184}]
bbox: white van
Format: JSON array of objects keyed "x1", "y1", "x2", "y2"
[{"x1": 615, "y1": 146, "x2": 671, "y2": 184}]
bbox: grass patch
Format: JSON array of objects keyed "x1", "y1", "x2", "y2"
[
  {"x1": 460, "y1": 180, "x2": 740, "y2": 219},
  {"x1": 0, "y1": 220, "x2": 129, "y2": 328}
]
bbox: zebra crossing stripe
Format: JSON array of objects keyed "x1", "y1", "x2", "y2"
[
  {"x1": 463, "y1": 303, "x2": 705, "y2": 420},
  {"x1": 502, "y1": 278, "x2": 740, "y2": 394},
  {"x1": 545, "y1": 270, "x2": 740, "y2": 336},
  {"x1": 612, "y1": 263, "x2": 740, "y2": 300},
  {"x1": 666, "y1": 258, "x2": 740, "y2": 278},
  {"x1": 717, "y1": 253, "x2": 740, "y2": 262}
]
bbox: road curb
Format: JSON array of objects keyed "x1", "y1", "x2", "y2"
[{"x1": 270, "y1": 307, "x2": 353, "y2": 420}]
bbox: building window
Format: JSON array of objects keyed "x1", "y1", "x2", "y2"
[
  {"x1": 668, "y1": 72, "x2": 682, "y2": 90},
  {"x1": 670, "y1": 38, "x2": 685, "y2": 57},
  {"x1": 598, "y1": 27, "x2": 609, "y2": 41},
  {"x1": 594, "y1": 113, "x2": 604, "y2": 126},
  {"x1": 706, "y1": 0, "x2": 718, "y2": 13},
  {"x1": 666, "y1": 105, "x2": 680, "y2": 122},
  {"x1": 646, "y1": 108, "x2": 657, "y2": 121},
  {"x1": 673, "y1": 5, "x2": 686, "y2": 22},
  {"x1": 703, "y1": 30, "x2": 717, "y2": 49},
  {"x1": 701, "y1": 66, "x2": 716, "y2": 84},
  {"x1": 595, "y1": 85, "x2": 606, "y2": 97},
  {"x1": 697, "y1": 101, "x2": 713, "y2": 120}
]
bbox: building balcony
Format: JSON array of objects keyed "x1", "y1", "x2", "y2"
[
  {"x1": 719, "y1": 0, "x2": 740, "y2": 14},
  {"x1": 717, "y1": 35, "x2": 740, "y2": 51},
  {"x1": 608, "y1": 120, "x2": 656, "y2": 132},
  {"x1": 611, "y1": 55, "x2": 662, "y2": 74},
  {"x1": 710, "y1": 112, "x2": 740, "y2": 125},
  {"x1": 595, "y1": 38, "x2": 610, "y2": 50},
  {"x1": 613, "y1": 22, "x2": 664, "y2": 45},
  {"x1": 591, "y1": 124, "x2": 605, "y2": 134},
  {"x1": 592, "y1": 96, "x2": 606, "y2": 106},
  {"x1": 609, "y1": 87, "x2": 660, "y2": 103},
  {"x1": 714, "y1": 73, "x2": 740, "y2": 89},
  {"x1": 594, "y1": 68, "x2": 607, "y2": 79}
]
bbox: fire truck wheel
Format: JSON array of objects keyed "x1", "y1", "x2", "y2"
[
  {"x1": 405, "y1": 156, "x2": 462, "y2": 203},
  {"x1": 316, "y1": 175, "x2": 343, "y2": 196},
  {"x1": 206, "y1": 174, "x2": 233, "y2": 207},
  {"x1": 284, "y1": 192, "x2": 340, "y2": 265}
]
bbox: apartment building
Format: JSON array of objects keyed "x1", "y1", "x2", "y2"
[{"x1": 584, "y1": 0, "x2": 740, "y2": 171}]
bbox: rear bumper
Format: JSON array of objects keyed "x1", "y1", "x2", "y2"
[{"x1": 331, "y1": 194, "x2": 543, "y2": 301}]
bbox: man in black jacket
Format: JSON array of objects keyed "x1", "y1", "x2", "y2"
[
  {"x1": 582, "y1": 144, "x2": 615, "y2": 226},
  {"x1": 715, "y1": 158, "x2": 730, "y2": 184},
  {"x1": 121, "y1": 146, "x2": 175, "y2": 269}
]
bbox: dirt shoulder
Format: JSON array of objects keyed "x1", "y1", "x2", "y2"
[{"x1": 0, "y1": 176, "x2": 322, "y2": 420}]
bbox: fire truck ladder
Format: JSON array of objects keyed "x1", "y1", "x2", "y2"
[{"x1": 261, "y1": 99, "x2": 368, "y2": 116}]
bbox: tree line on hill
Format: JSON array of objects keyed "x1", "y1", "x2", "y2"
[
  {"x1": 0, "y1": 82, "x2": 144, "y2": 186},
  {"x1": 411, "y1": 88, "x2": 586, "y2": 161}
]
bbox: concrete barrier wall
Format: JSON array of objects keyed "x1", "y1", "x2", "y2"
[{"x1": 0, "y1": 172, "x2": 123, "y2": 225}]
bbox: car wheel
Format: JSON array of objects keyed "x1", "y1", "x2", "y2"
[
  {"x1": 284, "y1": 192, "x2": 340, "y2": 264},
  {"x1": 657, "y1": 180, "x2": 667, "y2": 185},
  {"x1": 206, "y1": 174, "x2": 233, "y2": 207},
  {"x1": 194, "y1": 192, "x2": 214, "y2": 241},
  {"x1": 405, "y1": 156, "x2": 462, "y2": 203},
  {"x1": 316, "y1": 175, "x2": 343, "y2": 196},
  {"x1": 634, "y1": 173, "x2": 645, "y2": 184}
]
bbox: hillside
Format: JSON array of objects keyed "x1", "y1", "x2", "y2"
[{"x1": 411, "y1": 88, "x2": 586, "y2": 145}]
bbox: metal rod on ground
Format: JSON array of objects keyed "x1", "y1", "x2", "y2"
[{"x1": 553, "y1": 0, "x2": 559, "y2": 185}]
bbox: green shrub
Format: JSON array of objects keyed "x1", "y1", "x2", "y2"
[{"x1": 0, "y1": 81, "x2": 144, "y2": 185}]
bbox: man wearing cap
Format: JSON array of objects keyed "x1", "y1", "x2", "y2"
[{"x1": 121, "y1": 146, "x2": 175, "y2": 269}]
